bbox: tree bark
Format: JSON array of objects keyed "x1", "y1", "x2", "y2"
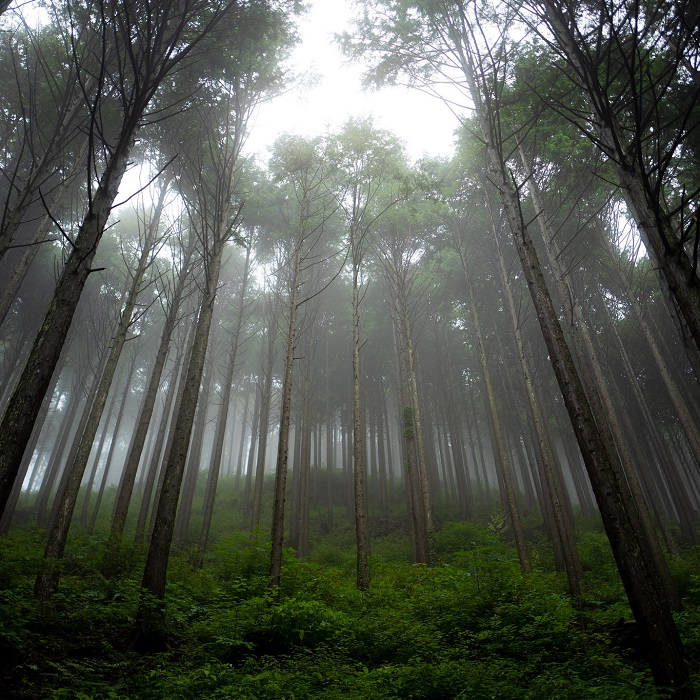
[
  {"x1": 103, "y1": 232, "x2": 194, "y2": 575},
  {"x1": 269, "y1": 243, "x2": 302, "y2": 590},
  {"x1": 35, "y1": 180, "x2": 162, "y2": 600},
  {"x1": 198, "y1": 245, "x2": 251, "y2": 556},
  {"x1": 138, "y1": 241, "x2": 225, "y2": 647},
  {"x1": 0, "y1": 128, "x2": 136, "y2": 520}
]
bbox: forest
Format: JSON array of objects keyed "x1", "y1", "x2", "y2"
[{"x1": 0, "y1": 0, "x2": 699, "y2": 697}]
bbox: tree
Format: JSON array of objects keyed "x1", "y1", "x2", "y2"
[
  {"x1": 0, "y1": 0, "x2": 239, "y2": 520},
  {"x1": 372, "y1": 202, "x2": 434, "y2": 563},
  {"x1": 326, "y1": 117, "x2": 408, "y2": 590},
  {"x1": 518, "y1": 0, "x2": 700, "y2": 374},
  {"x1": 35, "y1": 177, "x2": 170, "y2": 600},
  {"x1": 197, "y1": 243, "x2": 253, "y2": 557},
  {"x1": 102, "y1": 217, "x2": 197, "y2": 576},
  {"x1": 344, "y1": 1, "x2": 694, "y2": 694},
  {"x1": 265, "y1": 135, "x2": 339, "y2": 592},
  {"x1": 137, "y1": 0, "x2": 300, "y2": 643}
]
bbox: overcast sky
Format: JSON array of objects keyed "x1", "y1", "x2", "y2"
[{"x1": 244, "y1": 0, "x2": 462, "y2": 163}]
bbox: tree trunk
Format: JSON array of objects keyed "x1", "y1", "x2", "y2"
[
  {"x1": 198, "y1": 245, "x2": 251, "y2": 556},
  {"x1": 462, "y1": 268, "x2": 530, "y2": 572},
  {"x1": 352, "y1": 258, "x2": 370, "y2": 590},
  {"x1": 137, "y1": 242, "x2": 225, "y2": 645},
  {"x1": 490, "y1": 215, "x2": 581, "y2": 594},
  {"x1": 35, "y1": 183, "x2": 162, "y2": 600},
  {"x1": 0, "y1": 125, "x2": 137, "y2": 519},
  {"x1": 103, "y1": 230, "x2": 195, "y2": 574},
  {"x1": 270, "y1": 243, "x2": 302, "y2": 590},
  {"x1": 174, "y1": 345, "x2": 216, "y2": 544},
  {"x1": 89, "y1": 351, "x2": 137, "y2": 531},
  {"x1": 250, "y1": 310, "x2": 278, "y2": 535},
  {"x1": 134, "y1": 328, "x2": 193, "y2": 547}
]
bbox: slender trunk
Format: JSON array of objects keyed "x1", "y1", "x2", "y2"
[
  {"x1": 198, "y1": 246, "x2": 251, "y2": 556},
  {"x1": 243, "y1": 386, "x2": 260, "y2": 518},
  {"x1": 134, "y1": 331, "x2": 192, "y2": 547},
  {"x1": 352, "y1": 259, "x2": 370, "y2": 590},
  {"x1": 89, "y1": 352, "x2": 137, "y2": 531},
  {"x1": 104, "y1": 236, "x2": 193, "y2": 574},
  {"x1": 520, "y1": 149, "x2": 679, "y2": 607},
  {"x1": 463, "y1": 269, "x2": 530, "y2": 572},
  {"x1": 0, "y1": 125, "x2": 137, "y2": 519},
  {"x1": 35, "y1": 184, "x2": 161, "y2": 600},
  {"x1": 297, "y1": 371, "x2": 312, "y2": 559},
  {"x1": 138, "y1": 242, "x2": 225, "y2": 643},
  {"x1": 491, "y1": 217, "x2": 581, "y2": 594},
  {"x1": 80, "y1": 367, "x2": 123, "y2": 527},
  {"x1": 270, "y1": 243, "x2": 301, "y2": 590},
  {"x1": 174, "y1": 345, "x2": 216, "y2": 544},
  {"x1": 250, "y1": 317, "x2": 277, "y2": 535}
]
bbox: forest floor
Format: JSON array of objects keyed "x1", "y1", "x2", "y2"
[{"x1": 1, "y1": 511, "x2": 699, "y2": 699}]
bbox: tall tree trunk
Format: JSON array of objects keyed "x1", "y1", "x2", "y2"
[
  {"x1": 250, "y1": 310, "x2": 278, "y2": 536},
  {"x1": 0, "y1": 358, "x2": 66, "y2": 533},
  {"x1": 138, "y1": 241, "x2": 225, "y2": 644},
  {"x1": 352, "y1": 257, "x2": 370, "y2": 590},
  {"x1": 519, "y1": 150, "x2": 679, "y2": 607},
  {"x1": 270, "y1": 243, "x2": 302, "y2": 591},
  {"x1": 0, "y1": 126, "x2": 137, "y2": 519},
  {"x1": 35, "y1": 183, "x2": 162, "y2": 600},
  {"x1": 490, "y1": 214, "x2": 581, "y2": 594},
  {"x1": 462, "y1": 268, "x2": 530, "y2": 572},
  {"x1": 198, "y1": 245, "x2": 251, "y2": 557},
  {"x1": 134, "y1": 329, "x2": 193, "y2": 547},
  {"x1": 103, "y1": 231, "x2": 195, "y2": 574},
  {"x1": 80, "y1": 365, "x2": 124, "y2": 527},
  {"x1": 89, "y1": 351, "x2": 138, "y2": 531},
  {"x1": 174, "y1": 345, "x2": 216, "y2": 544},
  {"x1": 243, "y1": 385, "x2": 260, "y2": 518}
]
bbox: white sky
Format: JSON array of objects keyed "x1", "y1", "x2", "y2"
[{"x1": 244, "y1": 0, "x2": 463, "y2": 163}]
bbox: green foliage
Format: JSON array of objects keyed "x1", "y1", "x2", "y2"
[{"x1": 0, "y1": 521, "x2": 696, "y2": 699}]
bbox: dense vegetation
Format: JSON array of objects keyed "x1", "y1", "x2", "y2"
[
  {"x1": 1, "y1": 0, "x2": 700, "y2": 697},
  {"x1": 2, "y1": 479, "x2": 699, "y2": 699}
]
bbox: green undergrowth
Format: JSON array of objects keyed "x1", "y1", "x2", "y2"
[{"x1": 1, "y1": 522, "x2": 698, "y2": 699}]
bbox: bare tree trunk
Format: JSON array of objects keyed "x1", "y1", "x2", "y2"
[
  {"x1": 89, "y1": 351, "x2": 138, "y2": 531},
  {"x1": 490, "y1": 213, "x2": 581, "y2": 594},
  {"x1": 243, "y1": 386, "x2": 260, "y2": 518},
  {"x1": 138, "y1": 243, "x2": 225, "y2": 645},
  {"x1": 0, "y1": 129, "x2": 136, "y2": 519},
  {"x1": 80, "y1": 365, "x2": 124, "y2": 527},
  {"x1": 134, "y1": 329, "x2": 193, "y2": 547},
  {"x1": 35, "y1": 183, "x2": 162, "y2": 600},
  {"x1": 297, "y1": 369, "x2": 312, "y2": 559},
  {"x1": 103, "y1": 232, "x2": 195, "y2": 574},
  {"x1": 270, "y1": 243, "x2": 301, "y2": 590},
  {"x1": 519, "y1": 150, "x2": 679, "y2": 607},
  {"x1": 352, "y1": 260, "x2": 370, "y2": 590},
  {"x1": 0, "y1": 358, "x2": 66, "y2": 533},
  {"x1": 250, "y1": 308, "x2": 278, "y2": 536},
  {"x1": 198, "y1": 246, "x2": 251, "y2": 556},
  {"x1": 463, "y1": 269, "x2": 530, "y2": 572},
  {"x1": 174, "y1": 346, "x2": 216, "y2": 544}
]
